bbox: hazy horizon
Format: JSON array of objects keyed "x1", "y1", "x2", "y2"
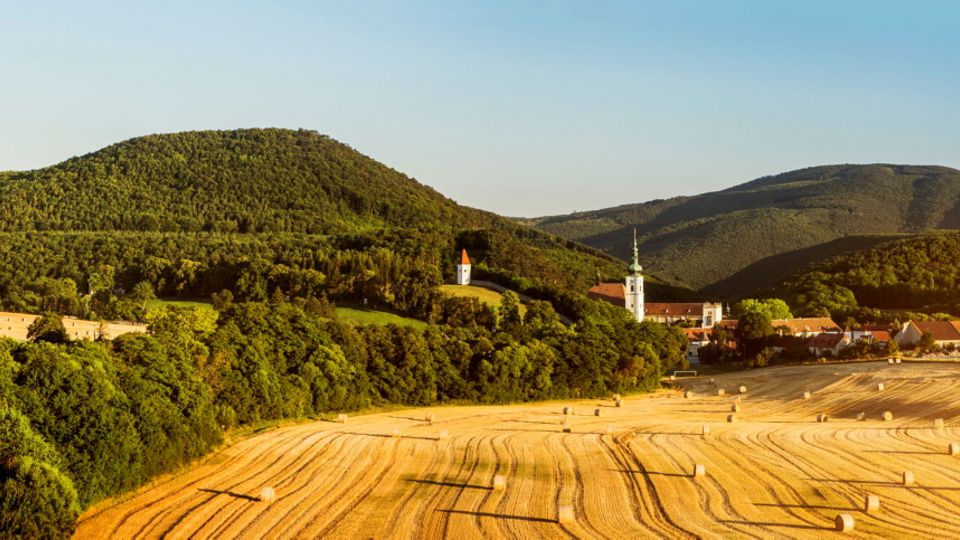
[{"x1": 2, "y1": 1, "x2": 958, "y2": 216}]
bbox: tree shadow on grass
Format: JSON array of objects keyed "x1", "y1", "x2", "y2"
[
  {"x1": 198, "y1": 488, "x2": 259, "y2": 501},
  {"x1": 436, "y1": 509, "x2": 557, "y2": 524}
]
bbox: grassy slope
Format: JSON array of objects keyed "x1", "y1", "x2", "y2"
[
  {"x1": 438, "y1": 284, "x2": 528, "y2": 314},
  {"x1": 146, "y1": 298, "x2": 217, "y2": 313},
  {"x1": 527, "y1": 164, "x2": 960, "y2": 294},
  {"x1": 334, "y1": 306, "x2": 428, "y2": 329}
]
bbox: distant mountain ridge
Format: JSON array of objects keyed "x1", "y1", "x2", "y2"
[{"x1": 526, "y1": 164, "x2": 960, "y2": 293}]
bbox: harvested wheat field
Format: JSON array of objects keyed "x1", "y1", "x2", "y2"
[{"x1": 75, "y1": 361, "x2": 960, "y2": 539}]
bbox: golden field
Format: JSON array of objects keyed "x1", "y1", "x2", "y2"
[{"x1": 75, "y1": 361, "x2": 960, "y2": 539}]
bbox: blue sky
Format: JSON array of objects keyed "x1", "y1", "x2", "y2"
[{"x1": 1, "y1": 1, "x2": 957, "y2": 216}]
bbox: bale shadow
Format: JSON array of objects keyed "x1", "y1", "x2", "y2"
[
  {"x1": 198, "y1": 488, "x2": 259, "y2": 501},
  {"x1": 406, "y1": 479, "x2": 492, "y2": 490},
  {"x1": 341, "y1": 431, "x2": 438, "y2": 441},
  {"x1": 753, "y1": 502, "x2": 854, "y2": 511},
  {"x1": 718, "y1": 519, "x2": 829, "y2": 530},
  {"x1": 613, "y1": 468, "x2": 690, "y2": 478},
  {"x1": 437, "y1": 509, "x2": 557, "y2": 524}
]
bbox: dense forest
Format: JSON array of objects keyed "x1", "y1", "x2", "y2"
[
  {"x1": 526, "y1": 164, "x2": 960, "y2": 292},
  {"x1": 776, "y1": 232, "x2": 960, "y2": 319},
  {"x1": 0, "y1": 129, "x2": 693, "y2": 537}
]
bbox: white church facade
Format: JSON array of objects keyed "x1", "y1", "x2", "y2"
[{"x1": 588, "y1": 232, "x2": 723, "y2": 328}]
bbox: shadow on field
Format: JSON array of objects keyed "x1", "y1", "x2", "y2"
[
  {"x1": 341, "y1": 431, "x2": 438, "y2": 441},
  {"x1": 861, "y1": 450, "x2": 940, "y2": 455},
  {"x1": 614, "y1": 468, "x2": 689, "y2": 478},
  {"x1": 718, "y1": 519, "x2": 829, "y2": 530},
  {"x1": 198, "y1": 488, "x2": 259, "y2": 501},
  {"x1": 437, "y1": 509, "x2": 557, "y2": 523},
  {"x1": 753, "y1": 502, "x2": 855, "y2": 511},
  {"x1": 406, "y1": 478, "x2": 491, "y2": 490}
]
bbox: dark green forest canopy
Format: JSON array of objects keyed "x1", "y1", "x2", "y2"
[
  {"x1": 775, "y1": 232, "x2": 960, "y2": 317},
  {"x1": 526, "y1": 164, "x2": 960, "y2": 292}
]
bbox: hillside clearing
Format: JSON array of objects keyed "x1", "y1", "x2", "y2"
[
  {"x1": 75, "y1": 362, "x2": 960, "y2": 539},
  {"x1": 439, "y1": 284, "x2": 527, "y2": 314},
  {"x1": 334, "y1": 306, "x2": 428, "y2": 329}
]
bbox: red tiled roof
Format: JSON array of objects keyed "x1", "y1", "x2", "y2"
[
  {"x1": 459, "y1": 249, "x2": 471, "y2": 265},
  {"x1": 645, "y1": 303, "x2": 708, "y2": 316},
  {"x1": 684, "y1": 327, "x2": 714, "y2": 341},
  {"x1": 870, "y1": 331, "x2": 892, "y2": 342},
  {"x1": 715, "y1": 319, "x2": 738, "y2": 330},
  {"x1": 588, "y1": 282, "x2": 624, "y2": 306},
  {"x1": 771, "y1": 318, "x2": 841, "y2": 334},
  {"x1": 913, "y1": 320, "x2": 960, "y2": 341},
  {"x1": 807, "y1": 332, "x2": 847, "y2": 349}
]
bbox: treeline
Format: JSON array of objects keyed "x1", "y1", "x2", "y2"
[
  {"x1": 1, "y1": 299, "x2": 687, "y2": 537},
  {"x1": 777, "y1": 233, "x2": 960, "y2": 320}
]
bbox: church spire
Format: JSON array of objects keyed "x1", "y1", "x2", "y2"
[{"x1": 628, "y1": 228, "x2": 642, "y2": 275}]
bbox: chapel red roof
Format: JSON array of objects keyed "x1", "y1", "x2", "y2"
[{"x1": 588, "y1": 282, "x2": 625, "y2": 305}]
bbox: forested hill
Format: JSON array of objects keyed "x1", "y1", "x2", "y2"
[
  {"x1": 775, "y1": 232, "x2": 960, "y2": 316},
  {"x1": 525, "y1": 164, "x2": 960, "y2": 293},
  {"x1": 0, "y1": 128, "x2": 486, "y2": 233},
  {"x1": 0, "y1": 128, "x2": 692, "y2": 302}
]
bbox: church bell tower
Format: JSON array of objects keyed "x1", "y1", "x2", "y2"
[{"x1": 624, "y1": 230, "x2": 644, "y2": 322}]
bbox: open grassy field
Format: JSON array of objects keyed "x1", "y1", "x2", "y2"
[
  {"x1": 75, "y1": 361, "x2": 960, "y2": 539},
  {"x1": 145, "y1": 298, "x2": 216, "y2": 313},
  {"x1": 334, "y1": 306, "x2": 428, "y2": 330},
  {"x1": 439, "y1": 284, "x2": 526, "y2": 314}
]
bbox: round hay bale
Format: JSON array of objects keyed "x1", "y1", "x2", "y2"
[
  {"x1": 670, "y1": 375, "x2": 676, "y2": 381},
  {"x1": 835, "y1": 513, "x2": 855, "y2": 532},
  {"x1": 684, "y1": 390, "x2": 694, "y2": 399},
  {"x1": 612, "y1": 393, "x2": 621, "y2": 402},
  {"x1": 731, "y1": 403, "x2": 741, "y2": 413},
  {"x1": 594, "y1": 408, "x2": 601, "y2": 417},
  {"x1": 856, "y1": 411, "x2": 866, "y2": 421},
  {"x1": 739, "y1": 385, "x2": 747, "y2": 394},
  {"x1": 558, "y1": 505, "x2": 575, "y2": 525},
  {"x1": 717, "y1": 388, "x2": 725, "y2": 396},
  {"x1": 895, "y1": 358, "x2": 902, "y2": 364},
  {"x1": 336, "y1": 413, "x2": 348, "y2": 423},
  {"x1": 693, "y1": 463, "x2": 706, "y2": 479},
  {"x1": 877, "y1": 383, "x2": 885, "y2": 391},
  {"x1": 935, "y1": 418, "x2": 945, "y2": 429},
  {"x1": 727, "y1": 414, "x2": 737, "y2": 423},
  {"x1": 709, "y1": 378, "x2": 715, "y2": 384},
  {"x1": 425, "y1": 413, "x2": 435, "y2": 423},
  {"x1": 882, "y1": 411, "x2": 894, "y2": 421},
  {"x1": 437, "y1": 430, "x2": 449, "y2": 440},
  {"x1": 949, "y1": 442, "x2": 960, "y2": 456},
  {"x1": 887, "y1": 358, "x2": 895, "y2": 365},
  {"x1": 702, "y1": 425, "x2": 711, "y2": 437},
  {"x1": 902, "y1": 471, "x2": 915, "y2": 486},
  {"x1": 562, "y1": 427, "x2": 572, "y2": 433},
  {"x1": 803, "y1": 391, "x2": 811, "y2": 399},
  {"x1": 563, "y1": 406, "x2": 573, "y2": 415},
  {"x1": 259, "y1": 486, "x2": 277, "y2": 503},
  {"x1": 817, "y1": 413, "x2": 829, "y2": 423},
  {"x1": 864, "y1": 494, "x2": 880, "y2": 513},
  {"x1": 493, "y1": 474, "x2": 506, "y2": 491},
  {"x1": 615, "y1": 399, "x2": 623, "y2": 408},
  {"x1": 392, "y1": 427, "x2": 402, "y2": 438}
]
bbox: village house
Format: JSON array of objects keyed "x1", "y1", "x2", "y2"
[
  {"x1": 895, "y1": 320, "x2": 960, "y2": 348},
  {"x1": 807, "y1": 332, "x2": 851, "y2": 357}
]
